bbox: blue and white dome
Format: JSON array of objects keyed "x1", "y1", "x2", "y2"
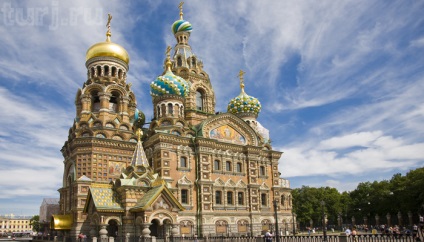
[{"x1": 150, "y1": 68, "x2": 190, "y2": 98}]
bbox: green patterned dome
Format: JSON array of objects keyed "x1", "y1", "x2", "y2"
[
  {"x1": 227, "y1": 91, "x2": 261, "y2": 117},
  {"x1": 172, "y1": 19, "x2": 193, "y2": 35}
]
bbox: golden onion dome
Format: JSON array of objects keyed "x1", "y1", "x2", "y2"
[{"x1": 85, "y1": 14, "x2": 129, "y2": 64}]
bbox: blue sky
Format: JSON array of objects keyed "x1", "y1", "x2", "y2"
[{"x1": 0, "y1": 0, "x2": 423, "y2": 216}]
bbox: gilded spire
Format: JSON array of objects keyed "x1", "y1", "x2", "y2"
[
  {"x1": 178, "y1": 2, "x2": 184, "y2": 20},
  {"x1": 131, "y1": 128, "x2": 149, "y2": 168},
  {"x1": 238, "y1": 70, "x2": 246, "y2": 92},
  {"x1": 136, "y1": 128, "x2": 143, "y2": 141},
  {"x1": 165, "y1": 46, "x2": 172, "y2": 71},
  {"x1": 106, "y1": 13, "x2": 112, "y2": 42}
]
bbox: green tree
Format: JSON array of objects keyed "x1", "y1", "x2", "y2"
[{"x1": 30, "y1": 215, "x2": 40, "y2": 232}]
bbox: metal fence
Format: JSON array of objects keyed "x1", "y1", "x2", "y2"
[{"x1": 32, "y1": 233, "x2": 419, "y2": 242}]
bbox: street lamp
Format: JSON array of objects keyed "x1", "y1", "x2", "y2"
[
  {"x1": 273, "y1": 199, "x2": 280, "y2": 242},
  {"x1": 321, "y1": 201, "x2": 327, "y2": 242}
]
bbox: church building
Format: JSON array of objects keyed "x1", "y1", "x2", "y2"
[{"x1": 54, "y1": 3, "x2": 293, "y2": 239}]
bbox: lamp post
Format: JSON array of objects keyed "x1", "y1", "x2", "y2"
[
  {"x1": 321, "y1": 201, "x2": 327, "y2": 242},
  {"x1": 273, "y1": 200, "x2": 280, "y2": 242}
]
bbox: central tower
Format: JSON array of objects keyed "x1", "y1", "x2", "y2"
[{"x1": 171, "y1": 3, "x2": 216, "y2": 125}]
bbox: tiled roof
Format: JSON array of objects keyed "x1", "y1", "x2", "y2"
[{"x1": 90, "y1": 186, "x2": 123, "y2": 211}]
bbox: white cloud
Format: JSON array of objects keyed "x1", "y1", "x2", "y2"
[
  {"x1": 280, "y1": 132, "x2": 423, "y2": 181},
  {"x1": 319, "y1": 131, "x2": 383, "y2": 150}
]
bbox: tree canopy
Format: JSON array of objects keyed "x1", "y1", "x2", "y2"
[{"x1": 291, "y1": 167, "x2": 424, "y2": 229}]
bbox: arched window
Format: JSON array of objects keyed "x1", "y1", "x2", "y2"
[
  {"x1": 238, "y1": 192, "x2": 244, "y2": 205},
  {"x1": 227, "y1": 191, "x2": 233, "y2": 205},
  {"x1": 214, "y1": 160, "x2": 220, "y2": 170},
  {"x1": 168, "y1": 103, "x2": 173, "y2": 115},
  {"x1": 215, "y1": 191, "x2": 222, "y2": 204},
  {"x1": 109, "y1": 91, "x2": 120, "y2": 112},
  {"x1": 91, "y1": 91, "x2": 100, "y2": 112},
  {"x1": 96, "y1": 66, "x2": 101, "y2": 76},
  {"x1": 177, "y1": 56, "x2": 182, "y2": 67},
  {"x1": 226, "y1": 161, "x2": 232, "y2": 171},
  {"x1": 196, "y1": 90, "x2": 203, "y2": 110},
  {"x1": 236, "y1": 162, "x2": 242, "y2": 172},
  {"x1": 104, "y1": 66, "x2": 109, "y2": 76}
]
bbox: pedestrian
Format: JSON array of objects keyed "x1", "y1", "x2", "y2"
[
  {"x1": 265, "y1": 230, "x2": 273, "y2": 242},
  {"x1": 78, "y1": 233, "x2": 84, "y2": 242},
  {"x1": 345, "y1": 228, "x2": 351, "y2": 236}
]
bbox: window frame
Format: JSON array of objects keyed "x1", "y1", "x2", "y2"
[{"x1": 215, "y1": 190, "x2": 222, "y2": 205}]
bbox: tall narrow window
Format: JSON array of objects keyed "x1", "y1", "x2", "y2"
[
  {"x1": 177, "y1": 56, "x2": 182, "y2": 67},
  {"x1": 226, "y1": 161, "x2": 232, "y2": 171},
  {"x1": 215, "y1": 191, "x2": 222, "y2": 204},
  {"x1": 261, "y1": 193, "x2": 267, "y2": 206},
  {"x1": 238, "y1": 192, "x2": 244, "y2": 205},
  {"x1": 236, "y1": 163, "x2": 242, "y2": 172},
  {"x1": 92, "y1": 91, "x2": 100, "y2": 112},
  {"x1": 196, "y1": 91, "x2": 203, "y2": 110},
  {"x1": 260, "y1": 166, "x2": 266, "y2": 176},
  {"x1": 168, "y1": 103, "x2": 173, "y2": 115},
  {"x1": 214, "y1": 160, "x2": 220, "y2": 170},
  {"x1": 181, "y1": 189, "x2": 188, "y2": 204},
  {"x1": 180, "y1": 157, "x2": 187, "y2": 168},
  {"x1": 227, "y1": 191, "x2": 233, "y2": 205}
]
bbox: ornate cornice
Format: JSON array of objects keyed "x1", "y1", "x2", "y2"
[{"x1": 85, "y1": 56, "x2": 129, "y2": 70}]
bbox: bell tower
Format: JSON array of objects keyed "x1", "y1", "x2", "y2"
[
  {"x1": 59, "y1": 14, "x2": 139, "y2": 227},
  {"x1": 170, "y1": 2, "x2": 216, "y2": 125}
]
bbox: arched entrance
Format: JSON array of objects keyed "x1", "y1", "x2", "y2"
[
  {"x1": 149, "y1": 218, "x2": 173, "y2": 238},
  {"x1": 149, "y1": 219, "x2": 160, "y2": 238},
  {"x1": 107, "y1": 220, "x2": 118, "y2": 237}
]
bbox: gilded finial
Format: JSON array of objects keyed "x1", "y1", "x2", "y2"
[
  {"x1": 106, "y1": 13, "x2": 112, "y2": 41},
  {"x1": 136, "y1": 128, "x2": 143, "y2": 141},
  {"x1": 165, "y1": 46, "x2": 172, "y2": 71},
  {"x1": 238, "y1": 70, "x2": 246, "y2": 92},
  {"x1": 178, "y1": 2, "x2": 184, "y2": 20},
  {"x1": 166, "y1": 46, "x2": 172, "y2": 58}
]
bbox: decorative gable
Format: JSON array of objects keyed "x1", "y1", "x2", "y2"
[
  {"x1": 214, "y1": 178, "x2": 225, "y2": 186},
  {"x1": 225, "y1": 179, "x2": 236, "y2": 187},
  {"x1": 199, "y1": 113, "x2": 259, "y2": 146}
]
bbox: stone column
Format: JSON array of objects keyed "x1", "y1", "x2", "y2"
[
  {"x1": 121, "y1": 97, "x2": 130, "y2": 117},
  {"x1": 171, "y1": 224, "x2": 179, "y2": 236},
  {"x1": 99, "y1": 92, "x2": 112, "y2": 112},
  {"x1": 90, "y1": 227, "x2": 96, "y2": 239},
  {"x1": 375, "y1": 214, "x2": 379, "y2": 226},
  {"x1": 141, "y1": 223, "x2": 152, "y2": 237},
  {"x1": 81, "y1": 94, "x2": 92, "y2": 114},
  {"x1": 99, "y1": 225, "x2": 108, "y2": 242},
  {"x1": 397, "y1": 212, "x2": 402, "y2": 226},
  {"x1": 386, "y1": 213, "x2": 391, "y2": 227}
]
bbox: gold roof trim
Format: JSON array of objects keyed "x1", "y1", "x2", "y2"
[{"x1": 50, "y1": 214, "x2": 73, "y2": 230}]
